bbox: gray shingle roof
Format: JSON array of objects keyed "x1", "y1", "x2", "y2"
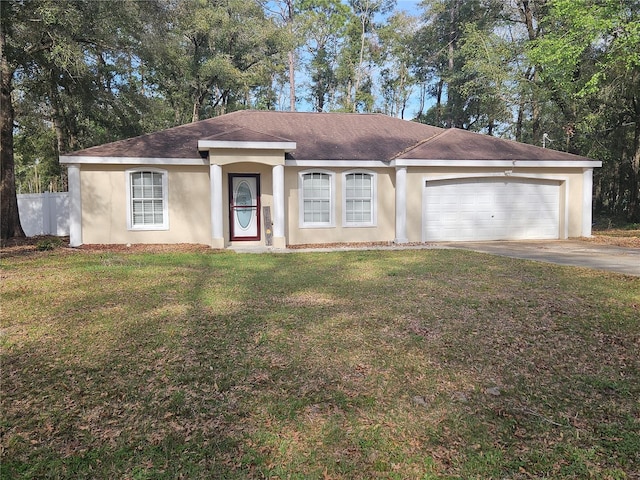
[{"x1": 63, "y1": 110, "x2": 593, "y2": 162}]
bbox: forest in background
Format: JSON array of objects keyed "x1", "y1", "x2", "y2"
[{"x1": 1, "y1": 0, "x2": 639, "y2": 239}]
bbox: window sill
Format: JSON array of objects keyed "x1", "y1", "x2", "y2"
[
  {"x1": 299, "y1": 224, "x2": 336, "y2": 229},
  {"x1": 128, "y1": 225, "x2": 170, "y2": 231}
]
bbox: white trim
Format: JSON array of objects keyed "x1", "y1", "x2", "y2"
[
  {"x1": 198, "y1": 140, "x2": 296, "y2": 151},
  {"x1": 342, "y1": 170, "x2": 377, "y2": 227},
  {"x1": 60, "y1": 156, "x2": 207, "y2": 166},
  {"x1": 582, "y1": 168, "x2": 594, "y2": 237},
  {"x1": 422, "y1": 171, "x2": 569, "y2": 182},
  {"x1": 395, "y1": 167, "x2": 408, "y2": 243},
  {"x1": 67, "y1": 164, "x2": 82, "y2": 247},
  {"x1": 286, "y1": 159, "x2": 389, "y2": 168},
  {"x1": 298, "y1": 169, "x2": 336, "y2": 228},
  {"x1": 563, "y1": 178, "x2": 570, "y2": 239},
  {"x1": 211, "y1": 164, "x2": 224, "y2": 242},
  {"x1": 125, "y1": 168, "x2": 169, "y2": 231},
  {"x1": 60, "y1": 155, "x2": 602, "y2": 170},
  {"x1": 392, "y1": 159, "x2": 602, "y2": 168},
  {"x1": 272, "y1": 164, "x2": 285, "y2": 238}
]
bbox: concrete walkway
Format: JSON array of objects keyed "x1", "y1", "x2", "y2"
[{"x1": 440, "y1": 240, "x2": 640, "y2": 276}]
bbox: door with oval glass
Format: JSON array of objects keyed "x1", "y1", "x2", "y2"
[{"x1": 229, "y1": 174, "x2": 260, "y2": 241}]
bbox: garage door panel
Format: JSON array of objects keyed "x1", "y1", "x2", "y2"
[{"x1": 424, "y1": 178, "x2": 560, "y2": 242}]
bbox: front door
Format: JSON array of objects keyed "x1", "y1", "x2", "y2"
[{"x1": 230, "y1": 174, "x2": 260, "y2": 241}]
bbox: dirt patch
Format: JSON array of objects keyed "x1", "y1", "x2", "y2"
[
  {"x1": 78, "y1": 243, "x2": 214, "y2": 254},
  {"x1": 2, "y1": 233, "x2": 638, "y2": 258},
  {"x1": 0, "y1": 236, "x2": 215, "y2": 257},
  {"x1": 287, "y1": 241, "x2": 395, "y2": 250},
  {"x1": 0, "y1": 236, "x2": 72, "y2": 258}
]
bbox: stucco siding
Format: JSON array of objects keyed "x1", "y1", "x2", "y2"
[
  {"x1": 77, "y1": 161, "x2": 593, "y2": 247},
  {"x1": 211, "y1": 149, "x2": 286, "y2": 166},
  {"x1": 80, "y1": 165, "x2": 211, "y2": 244},
  {"x1": 285, "y1": 167, "x2": 396, "y2": 245}
]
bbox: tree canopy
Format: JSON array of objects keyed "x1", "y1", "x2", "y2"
[{"x1": 2, "y1": 0, "x2": 638, "y2": 239}]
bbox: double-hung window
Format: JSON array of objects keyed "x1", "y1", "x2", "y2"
[
  {"x1": 126, "y1": 169, "x2": 169, "y2": 230},
  {"x1": 300, "y1": 171, "x2": 334, "y2": 227},
  {"x1": 343, "y1": 171, "x2": 376, "y2": 226}
]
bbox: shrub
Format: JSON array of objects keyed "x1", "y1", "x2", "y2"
[{"x1": 36, "y1": 237, "x2": 64, "y2": 251}]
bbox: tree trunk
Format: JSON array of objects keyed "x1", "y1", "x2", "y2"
[
  {"x1": 435, "y1": 79, "x2": 444, "y2": 126},
  {"x1": 399, "y1": 66, "x2": 407, "y2": 119},
  {"x1": 284, "y1": 0, "x2": 295, "y2": 111},
  {"x1": 353, "y1": 11, "x2": 367, "y2": 112},
  {"x1": 516, "y1": 100, "x2": 524, "y2": 142},
  {"x1": 446, "y1": 0, "x2": 460, "y2": 128},
  {"x1": 317, "y1": 89, "x2": 325, "y2": 112},
  {"x1": 49, "y1": 70, "x2": 68, "y2": 155},
  {"x1": 531, "y1": 71, "x2": 541, "y2": 146},
  {"x1": 192, "y1": 101, "x2": 200, "y2": 123},
  {"x1": 628, "y1": 120, "x2": 640, "y2": 222},
  {"x1": 288, "y1": 50, "x2": 295, "y2": 111},
  {"x1": 417, "y1": 82, "x2": 426, "y2": 118},
  {"x1": 0, "y1": 22, "x2": 24, "y2": 240},
  {"x1": 519, "y1": 1, "x2": 541, "y2": 146}
]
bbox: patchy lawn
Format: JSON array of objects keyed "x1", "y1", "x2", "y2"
[{"x1": 1, "y1": 248, "x2": 639, "y2": 479}]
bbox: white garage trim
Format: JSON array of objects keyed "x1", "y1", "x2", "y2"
[
  {"x1": 392, "y1": 159, "x2": 601, "y2": 168},
  {"x1": 582, "y1": 168, "x2": 594, "y2": 237},
  {"x1": 422, "y1": 171, "x2": 566, "y2": 182},
  {"x1": 422, "y1": 176, "x2": 565, "y2": 242}
]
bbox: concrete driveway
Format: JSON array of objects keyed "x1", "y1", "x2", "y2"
[{"x1": 441, "y1": 240, "x2": 640, "y2": 276}]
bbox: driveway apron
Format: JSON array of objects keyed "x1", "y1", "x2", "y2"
[{"x1": 441, "y1": 240, "x2": 640, "y2": 276}]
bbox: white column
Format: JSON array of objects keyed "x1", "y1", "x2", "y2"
[
  {"x1": 210, "y1": 163, "x2": 224, "y2": 248},
  {"x1": 67, "y1": 164, "x2": 82, "y2": 247},
  {"x1": 395, "y1": 166, "x2": 408, "y2": 244},
  {"x1": 582, "y1": 168, "x2": 594, "y2": 237},
  {"x1": 272, "y1": 164, "x2": 285, "y2": 247}
]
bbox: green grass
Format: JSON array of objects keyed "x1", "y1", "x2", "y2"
[{"x1": 1, "y1": 248, "x2": 639, "y2": 479}]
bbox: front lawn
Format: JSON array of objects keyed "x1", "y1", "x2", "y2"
[{"x1": 1, "y1": 248, "x2": 639, "y2": 479}]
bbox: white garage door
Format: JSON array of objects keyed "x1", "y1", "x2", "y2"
[{"x1": 424, "y1": 178, "x2": 560, "y2": 241}]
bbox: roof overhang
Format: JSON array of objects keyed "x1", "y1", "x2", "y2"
[
  {"x1": 197, "y1": 140, "x2": 297, "y2": 152},
  {"x1": 391, "y1": 159, "x2": 603, "y2": 168},
  {"x1": 59, "y1": 156, "x2": 602, "y2": 169},
  {"x1": 285, "y1": 159, "x2": 390, "y2": 168},
  {"x1": 59, "y1": 156, "x2": 208, "y2": 165}
]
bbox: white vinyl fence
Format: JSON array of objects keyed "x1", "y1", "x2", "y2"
[{"x1": 17, "y1": 192, "x2": 70, "y2": 237}]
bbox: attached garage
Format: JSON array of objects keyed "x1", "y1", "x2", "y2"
[{"x1": 423, "y1": 177, "x2": 561, "y2": 242}]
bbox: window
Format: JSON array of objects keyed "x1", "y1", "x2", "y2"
[
  {"x1": 343, "y1": 171, "x2": 376, "y2": 226},
  {"x1": 300, "y1": 171, "x2": 334, "y2": 227},
  {"x1": 126, "y1": 169, "x2": 169, "y2": 230}
]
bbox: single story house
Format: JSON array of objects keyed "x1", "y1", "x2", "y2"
[{"x1": 59, "y1": 110, "x2": 601, "y2": 248}]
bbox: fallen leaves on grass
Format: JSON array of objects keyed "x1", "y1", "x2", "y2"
[
  {"x1": 589, "y1": 229, "x2": 640, "y2": 248},
  {"x1": 1, "y1": 249, "x2": 639, "y2": 479}
]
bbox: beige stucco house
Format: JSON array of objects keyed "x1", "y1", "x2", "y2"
[{"x1": 59, "y1": 110, "x2": 601, "y2": 248}]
